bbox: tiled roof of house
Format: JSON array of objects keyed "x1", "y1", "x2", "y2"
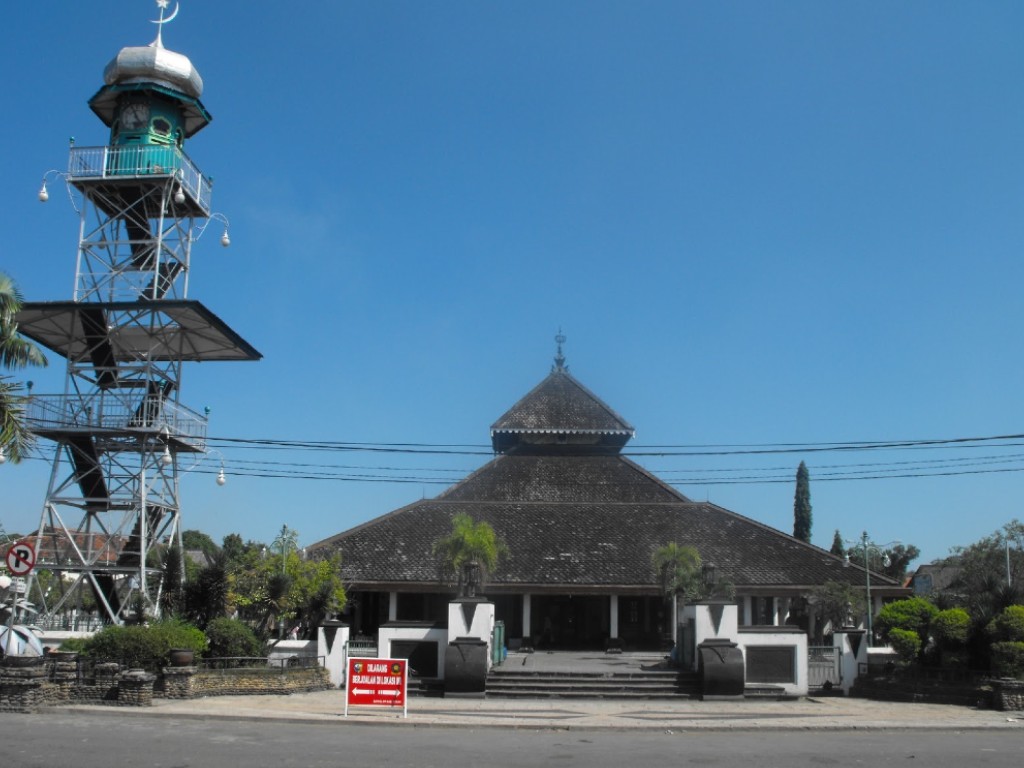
[
  {"x1": 311, "y1": 360, "x2": 904, "y2": 596},
  {"x1": 313, "y1": 453, "x2": 899, "y2": 592},
  {"x1": 490, "y1": 368, "x2": 634, "y2": 445}
]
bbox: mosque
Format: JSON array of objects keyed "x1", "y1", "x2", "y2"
[{"x1": 311, "y1": 338, "x2": 906, "y2": 650}]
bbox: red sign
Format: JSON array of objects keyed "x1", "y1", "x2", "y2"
[
  {"x1": 5, "y1": 541, "x2": 36, "y2": 577},
  {"x1": 345, "y1": 657, "x2": 407, "y2": 715}
]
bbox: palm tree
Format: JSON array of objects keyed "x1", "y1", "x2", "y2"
[
  {"x1": 0, "y1": 271, "x2": 47, "y2": 463},
  {"x1": 652, "y1": 542, "x2": 702, "y2": 650},
  {"x1": 432, "y1": 512, "x2": 507, "y2": 597}
]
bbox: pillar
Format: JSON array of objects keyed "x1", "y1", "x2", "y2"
[
  {"x1": 522, "y1": 593, "x2": 532, "y2": 644},
  {"x1": 609, "y1": 594, "x2": 619, "y2": 639}
]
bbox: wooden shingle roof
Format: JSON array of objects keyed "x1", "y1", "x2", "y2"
[
  {"x1": 314, "y1": 452, "x2": 900, "y2": 593},
  {"x1": 312, "y1": 364, "x2": 904, "y2": 596},
  {"x1": 490, "y1": 368, "x2": 634, "y2": 453}
]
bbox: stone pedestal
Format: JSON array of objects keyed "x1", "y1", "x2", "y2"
[
  {"x1": 0, "y1": 659, "x2": 49, "y2": 713},
  {"x1": 49, "y1": 652, "x2": 79, "y2": 702},
  {"x1": 118, "y1": 670, "x2": 157, "y2": 706},
  {"x1": 993, "y1": 678, "x2": 1024, "y2": 712},
  {"x1": 161, "y1": 666, "x2": 197, "y2": 699},
  {"x1": 697, "y1": 639, "x2": 745, "y2": 700},
  {"x1": 444, "y1": 638, "x2": 488, "y2": 696}
]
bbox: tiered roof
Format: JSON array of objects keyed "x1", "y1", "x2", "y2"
[{"x1": 314, "y1": 352, "x2": 903, "y2": 595}]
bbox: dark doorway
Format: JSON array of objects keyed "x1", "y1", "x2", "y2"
[{"x1": 531, "y1": 595, "x2": 609, "y2": 650}]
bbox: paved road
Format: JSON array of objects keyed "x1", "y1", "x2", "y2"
[{"x1": 1, "y1": 712, "x2": 1022, "y2": 768}]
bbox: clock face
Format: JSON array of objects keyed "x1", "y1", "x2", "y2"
[{"x1": 120, "y1": 103, "x2": 150, "y2": 131}]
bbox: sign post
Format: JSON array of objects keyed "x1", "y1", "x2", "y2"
[
  {"x1": 344, "y1": 657, "x2": 408, "y2": 718},
  {"x1": 4, "y1": 540, "x2": 37, "y2": 655}
]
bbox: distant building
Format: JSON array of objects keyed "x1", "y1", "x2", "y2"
[
  {"x1": 312, "y1": 344, "x2": 907, "y2": 649},
  {"x1": 908, "y1": 563, "x2": 961, "y2": 597}
]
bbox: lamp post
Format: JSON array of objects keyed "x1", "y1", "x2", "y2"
[{"x1": 843, "y1": 531, "x2": 898, "y2": 646}]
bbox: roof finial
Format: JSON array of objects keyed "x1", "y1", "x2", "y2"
[
  {"x1": 553, "y1": 329, "x2": 568, "y2": 372},
  {"x1": 150, "y1": 1, "x2": 180, "y2": 48}
]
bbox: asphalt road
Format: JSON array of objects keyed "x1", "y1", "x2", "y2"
[{"x1": 1, "y1": 712, "x2": 1022, "y2": 767}]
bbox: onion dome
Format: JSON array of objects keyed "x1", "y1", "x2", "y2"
[
  {"x1": 87, "y1": 4, "x2": 212, "y2": 138},
  {"x1": 102, "y1": 42, "x2": 204, "y2": 101}
]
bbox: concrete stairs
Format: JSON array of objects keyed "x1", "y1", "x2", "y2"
[{"x1": 484, "y1": 666, "x2": 699, "y2": 699}]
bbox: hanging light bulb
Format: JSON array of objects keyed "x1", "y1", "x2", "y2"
[
  {"x1": 216, "y1": 467, "x2": 227, "y2": 486},
  {"x1": 161, "y1": 444, "x2": 173, "y2": 465},
  {"x1": 220, "y1": 228, "x2": 230, "y2": 247},
  {"x1": 174, "y1": 185, "x2": 186, "y2": 205},
  {"x1": 38, "y1": 180, "x2": 49, "y2": 203}
]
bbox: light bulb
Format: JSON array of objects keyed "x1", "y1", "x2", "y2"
[
  {"x1": 38, "y1": 181, "x2": 49, "y2": 203},
  {"x1": 216, "y1": 468, "x2": 226, "y2": 486},
  {"x1": 220, "y1": 229, "x2": 230, "y2": 247}
]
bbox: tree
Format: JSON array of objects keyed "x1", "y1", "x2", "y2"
[
  {"x1": 652, "y1": 543, "x2": 705, "y2": 650},
  {"x1": 181, "y1": 529, "x2": 220, "y2": 559},
  {"x1": 0, "y1": 271, "x2": 47, "y2": 463},
  {"x1": 652, "y1": 542, "x2": 703, "y2": 603},
  {"x1": 432, "y1": 512, "x2": 507, "y2": 596},
  {"x1": 830, "y1": 530, "x2": 845, "y2": 558},
  {"x1": 221, "y1": 534, "x2": 346, "y2": 640},
  {"x1": 810, "y1": 580, "x2": 865, "y2": 640},
  {"x1": 846, "y1": 540, "x2": 921, "y2": 582},
  {"x1": 792, "y1": 461, "x2": 812, "y2": 542},
  {"x1": 938, "y1": 520, "x2": 1024, "y2": 620}
]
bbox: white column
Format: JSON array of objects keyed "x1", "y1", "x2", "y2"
[
  {"x1": 609, "y1": 594, "x2": 619, "y2": 638},
  {"x1": 388, "y1": 591, "x2": 398, "y2": 621},
  {"x1": 522, "y1": 593, "x2": 532, "y2": 641}
]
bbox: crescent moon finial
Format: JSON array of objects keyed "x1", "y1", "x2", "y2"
[{"x1": 150, "y1": 1, "x2": 181, "y2": 48}]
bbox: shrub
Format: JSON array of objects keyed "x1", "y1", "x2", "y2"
[
  {"x1": 58, "y1": 637, "x2": 89, "y2": 654},
  {"x1": 932, "y1": 607, "x2": 971, "y2": 649},
  {"x1": 990, "y1": 641, "x2": 1024, "y2": 679},
  {"x1": 888, "y1": 628, "x2": 922, "y2": 664},
  {"x1": 875, "y1": 597, "x2": 938, "y2": 658},
  {"x1": 82, "y1": 619, "x2": 206, "y2": 671},
  {"x1": 987, "y1": 605, "x2": 1024, "y2": 643},
  {"x1": 205, "y1": 617, "x2": 263, "y2": 659}
]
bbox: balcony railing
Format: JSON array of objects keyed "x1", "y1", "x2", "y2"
[
  {"x1": 25, "y1": 393, "x2": 208, "y2": 451},
  {"x1": 67, "y1": 145, "x2": 212, "y2": 214}
]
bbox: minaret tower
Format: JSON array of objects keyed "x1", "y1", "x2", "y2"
[{"x1": 17, "y1": 2, "x2": 260, "y2": 624}]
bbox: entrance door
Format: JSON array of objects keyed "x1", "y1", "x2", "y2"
[{"x1": 531, "y1": 595, "x2": 608, "y2": 650}]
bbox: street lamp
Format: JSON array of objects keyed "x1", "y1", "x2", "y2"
[{"x1": 843, "y1": 531, "x2": 898, "y2": 646}]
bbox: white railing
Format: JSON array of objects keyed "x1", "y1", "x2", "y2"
[
  {"x1": 67, "y1": 145, "x2": 212, "y2": 214},
  {"x1": 25, "y1": 393, "x2": 207, "y2": 450}
]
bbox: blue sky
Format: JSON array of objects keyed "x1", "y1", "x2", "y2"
[{"x1": 3, "y1": 1, "x2": 1024, "y2": 565}]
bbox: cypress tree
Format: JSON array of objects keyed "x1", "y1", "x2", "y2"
[
  {"x1": 830, "y1": 529, "x2": 845, "y2": 558},
  {"x1": 793, "y1": 461, "x2": 812, "y2": 543}
]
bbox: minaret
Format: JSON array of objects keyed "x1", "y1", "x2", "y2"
[{"x1": 17, "y1": 2, "x2": 261, "y2": 624}]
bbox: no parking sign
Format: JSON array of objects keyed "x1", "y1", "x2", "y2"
[{"x1": 5, "y1": 541, "x2": 36, "y2": 577}]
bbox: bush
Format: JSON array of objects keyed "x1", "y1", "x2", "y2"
[
  {"x1": 58, "y1": 637, "x2": 89, "y2": 654},
  {"x1": 205, "y1": 618, "x2": 263, "y2": 659},
  {"x1": 875, "y1": 597, "x2": 938, "y2": 639},
  {"x1": 82, "y1": 619, "x2": 206, "y2": 671},
  {"x1": 987, "y1": 605, "x2": 1024, "y2": 643},
  {"x1": 932, "y1": 607, "x2": 971, "y2": 649},
  {"x1": 990, "y1": 641, "x2": 1024, "y2": 679},
  {"x1": 888, "y1": 628, "x2": 922, "y2": 664}
]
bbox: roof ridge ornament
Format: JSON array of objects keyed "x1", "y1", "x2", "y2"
[
  {"x1": 553, "y1": 329, "x2": 568, "y2": 373},
  {"x1": 150, "y1": 1, "x2": 181, "y2": 49}
]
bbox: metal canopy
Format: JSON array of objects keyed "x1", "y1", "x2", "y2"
[{"x1": 16, "y1": 300, "x2": 261, "y2": 363}]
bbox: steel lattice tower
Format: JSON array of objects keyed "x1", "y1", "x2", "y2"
[{"x1": 17, "y1": 3, "x2": 260, "y2": 625}]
